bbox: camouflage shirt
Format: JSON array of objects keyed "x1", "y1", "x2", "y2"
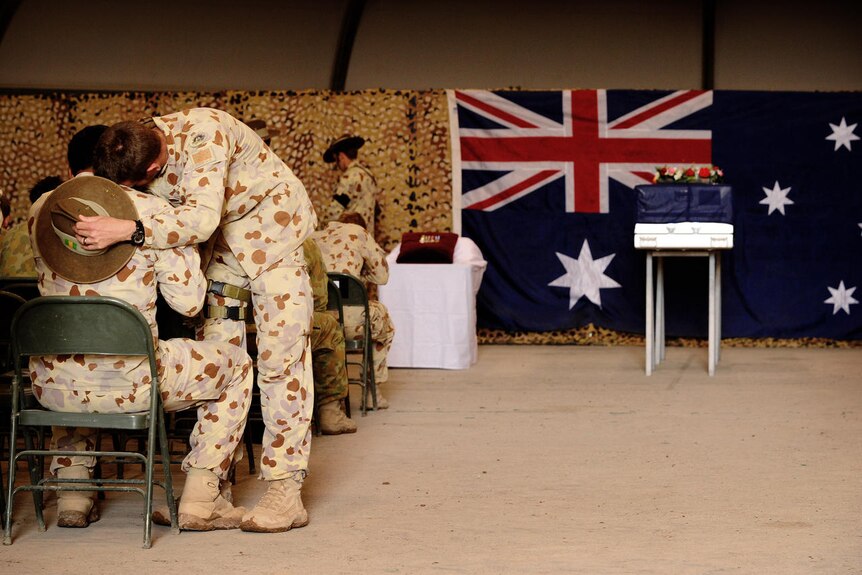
[
  {"x1": 27, "y1": 187, "x2": 206, "y2": 393},
  {"x1": 144, "y1": 108, "x2": 317, "y2": 278},
  {"x1": 0, "y1": 221, "x2": 36, "y2": 277},
  {"x1": 312, "y1": 221, "x2": 388, "y2": 286}
]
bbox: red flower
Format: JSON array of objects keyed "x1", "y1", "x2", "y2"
[
  {"x1": 684, "y1": 167, "x2": 696, "y2": 178},
  {"x1": 698, "y1": 166, "x2": 712, "y2": 178}
]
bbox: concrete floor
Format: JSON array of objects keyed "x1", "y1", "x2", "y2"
[{"x1": 2, "y1": 345, "x2": 861, "y2": 574}]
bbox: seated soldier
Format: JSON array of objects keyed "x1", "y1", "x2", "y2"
[
  {"x1": 313, "y1": 211, "x2": 395, "y2": 408},
  {"x1": 28, "y1": 176, "x2": 254, "y2": 531},
  {"x1": 0, "y1": 176, "x2": 62, "y2": 277},
  {"x1": 304, "y1": 237, "x2": 356, "y2": 434}
]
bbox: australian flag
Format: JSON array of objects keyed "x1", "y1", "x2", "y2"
[{"x1": 448, "y1": 89, "x2": 862, "y2": 340}]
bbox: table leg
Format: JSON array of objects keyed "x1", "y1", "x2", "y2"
[
  {"x1": 708, "y1": 252, "x2": 716, "y2": 376},
  {"x1": 716, "y1": 252, "x2": 722, "y2": 365},
  {"x1": 645, "y1": 252, "x2": 653, "y2": 375},
  {"x1": 656, "y1": 256, "x2": 665, "y2": 365}
]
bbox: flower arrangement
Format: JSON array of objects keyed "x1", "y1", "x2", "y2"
[{"x1": 653, "y1": 165, "x2": 724, "y2": 184}]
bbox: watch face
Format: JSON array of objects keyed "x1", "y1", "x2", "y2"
[{"x1": 132, "y1": 221, "x2": 145, "y2": 245}]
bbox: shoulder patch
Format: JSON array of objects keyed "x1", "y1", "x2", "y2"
[{"x1": 191, "y1": 147, "x2": 214, "y2": 165}]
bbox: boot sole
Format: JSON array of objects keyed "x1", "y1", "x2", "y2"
[
  {"x1": 321, "y1": 427, "x2": 358, "y2": 435},
  {"x1": 178, "y1": 513, "x2": 216, "y2": 532},
  {"x1": 57, "y1": 504, "x2": 100, "y2": 528},
  {"x1": 239, "y1": 515, "x2": 309, "y2": 533}
]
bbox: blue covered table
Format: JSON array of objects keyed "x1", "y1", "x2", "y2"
[{"x1": 634, "y1": 184, "x2": 734, "y2": 376}]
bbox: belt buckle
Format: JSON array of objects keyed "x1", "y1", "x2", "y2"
[{"x1": 207, "y1": 279, "x2": 226, "y2": 295}]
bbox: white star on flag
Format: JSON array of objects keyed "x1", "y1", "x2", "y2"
[
  {"x1": 825, "y1": 117, "x2": 859, "y2": 151},
  {"x1": 760, "y1": 181, "x2": 793, "y2": 215},
  {"x1": 548, "y1": 239, "x2": 621, "y2": 309},
  {"x1": 824, "y1": 281, "x2": 858, "y2": 315}
]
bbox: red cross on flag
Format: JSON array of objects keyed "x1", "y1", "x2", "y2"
[{"x1": 449, "y1": 89, "x2": 713, "y2": 213}]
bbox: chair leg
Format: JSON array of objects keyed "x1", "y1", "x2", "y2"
[
  {"x1": 23, "y1": 430, "x2": 46, "y2": 532},
  {"x1": 0, "y1": 441, "x2": 4, "y2": 518},
  {"x1": 244, "y1": 428, "x2": 255, "y2": 475},
  {"x1": 3, "y1": 434, "x2": 17, "y2": 545},
  {"x1": 311, "y1": 399, "x2": 322, "y2": 437},
  {"x1": 343, "y1": 384, "x2": 351, "y2": 419},
  {"x1": 114, "y1": 432, "x2": 126, "y2": 479},
  {"x1": 366, "y1": 344, "x2": 378, "y2": 411},
  {"x1": 366, "y1": 361, "x2": 378, "y2": 412},
  {"x1": 156, "y1": 410, "x2": 179, "y2": 538},
  {"x1": 93, "y1": 431, "x2": 106, "y2": 500}
]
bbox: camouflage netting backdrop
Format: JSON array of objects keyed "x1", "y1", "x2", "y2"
[
  {"x1": 1, "y1": 89, "x2": 856, "y2": 348},
  {"x1": 0, "y1": 89, "x2": 451, "y2": 253}
]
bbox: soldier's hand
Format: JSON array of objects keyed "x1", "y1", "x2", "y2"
[{"x1": 73, "y1": 215, "x2": 136, "y2": 250}]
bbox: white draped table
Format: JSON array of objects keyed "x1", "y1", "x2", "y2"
[{"x1": 378, "y1": 238, "x2": 487, "y2": 369}]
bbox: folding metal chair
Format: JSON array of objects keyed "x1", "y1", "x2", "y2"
[
  {"x1": 0, "y1": 277, "x2": 39, "y2": 302},
  {"x1": 0, "y1": 290, "x2": 27, "y2": 517},
  {"x1": 325, "y1": 277, "x2": 353, "y2": 420},
  {"x1": 327, "y1": 273, "x2": 377, "y2": 414},
  {"x1": 3, "y1": 296, "x2": 179, "y2": 549}
]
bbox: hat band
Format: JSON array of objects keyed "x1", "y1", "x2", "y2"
[{"x1": 52, "y1": 197, "x2": 108, "y2": 257}]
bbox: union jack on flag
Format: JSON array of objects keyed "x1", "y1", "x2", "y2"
[
  {"x1": 448, "y1": 89, "x2": 713, "y2": 213},
  {"x1": 449, "y1": 88, "x2": 862, "y2": 341}
]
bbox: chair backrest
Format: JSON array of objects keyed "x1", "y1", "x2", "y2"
[
  {"x1": 326, "y1": 273, "x2": 376, "y2": 412},
  {"x1": 11, "y1": 296, "x2": 157, "y2": 378},
  {"x1": 327, "y1": 272, "x2": 369, "y2": 310},
  {"x1": 0, "y1": 277, "x2": 39, "y2": 301},
  {"x1": 326, "y1": 277, "x2": 344, "y2": 319},
  {"x1": 0, "y1": 290, "x2": 26, "y2": 372}
]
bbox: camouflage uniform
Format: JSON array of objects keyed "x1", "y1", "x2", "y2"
[
  {"x1": 0, "y1": 220, "x2": 36, "y2": 277},
  {"x1": 28, "y1": 187, "x2": 254, "y2": 481},
  {"x1": 143, "y1": 108, "x2": 316, "y2": 480},
  {"x1": 312, "y1": 221, "x2": 394, "y2": 384},
  {"x1": 304, "y1": 238, "x2": 348, "y2": 406},
  {"x1": 322, "y1": 162, "x2": 378, "y2": 239}
]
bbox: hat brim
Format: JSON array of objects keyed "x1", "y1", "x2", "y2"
[
  {"x1": 323, "y1": 135, "x2": 365, "y2": 163},
  {"x1": 35, "y1": 176, "x2": 139, "y2": 284}
]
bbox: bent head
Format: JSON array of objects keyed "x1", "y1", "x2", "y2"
[{"x1": 93, "y1": 121, "x2": 166, "y2": 188}]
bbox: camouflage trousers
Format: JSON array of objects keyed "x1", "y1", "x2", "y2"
[
  {"x1": 343, "y1": 300, "x2": 395, "y2": 383},
  {"x1": 312, "y1": 310, "x2": 348, "y2": 406},
  {"x1": 38, "y1": 339, "x2": 254, "y2": 481},
  {"x1": 205, "y1": 244, "x2": 314, "y2": 480}
]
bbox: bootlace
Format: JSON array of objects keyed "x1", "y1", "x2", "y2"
[{"x1": 255, "y1": 479, "x2": 292, "y2": 511}]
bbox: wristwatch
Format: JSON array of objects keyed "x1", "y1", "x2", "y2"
[{"x1": 130, "y1": 220, "x2": 145, "y2": 246}]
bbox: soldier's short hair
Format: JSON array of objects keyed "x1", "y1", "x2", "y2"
[
  {"x1": 338, "y1": 211, "x2": 367, "y2": 230},
  {"x1": 93, "y1": 121, "x2": 161, "y2": 184},
  {"x1": 29, "y1": 176, "x2": 63, "y2": 204},
  {"x1": 68, "y1": 125, "x2": 108, "y2": 175}
]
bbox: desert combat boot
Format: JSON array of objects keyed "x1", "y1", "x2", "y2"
[
  {"x1": 56, "y1": 465, "x2": 99, "y2": 528},
  {"x1": 240, "y1": 473, "x2": 309, "y2": 533},
  {"x1": 176, "y1": 468, "x2": 246, "y2": 530},
  {"x1": 319, "y1": 400, "x2": 357, "y2": 434}
]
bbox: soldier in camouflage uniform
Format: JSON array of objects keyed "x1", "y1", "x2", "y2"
[
  {"x1": 28, "y1": 176, "x2": 253, "y2": 531},
  {"x1": 304, "y1": 237, "x2": 356, "y2": 434},
  {"x1": 313, "y1": 212, "x2": 395, "y2": 409},
  {"x1": 0, "y1": 176, "x2": 62, "y2": 277},
  {"x1": 321, "y1": 134, "x2": 378, "y2": 239},
  {"x1": 84, "y1": 108, "x2": 317, "y2": 533}
]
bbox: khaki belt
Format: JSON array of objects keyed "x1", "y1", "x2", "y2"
[
  {"x1": 207, "y1": 279, "x2": 252, "y2": 302},
  {"x1": 206, "y1": 305, "x2": 248, "y2": 321}
]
